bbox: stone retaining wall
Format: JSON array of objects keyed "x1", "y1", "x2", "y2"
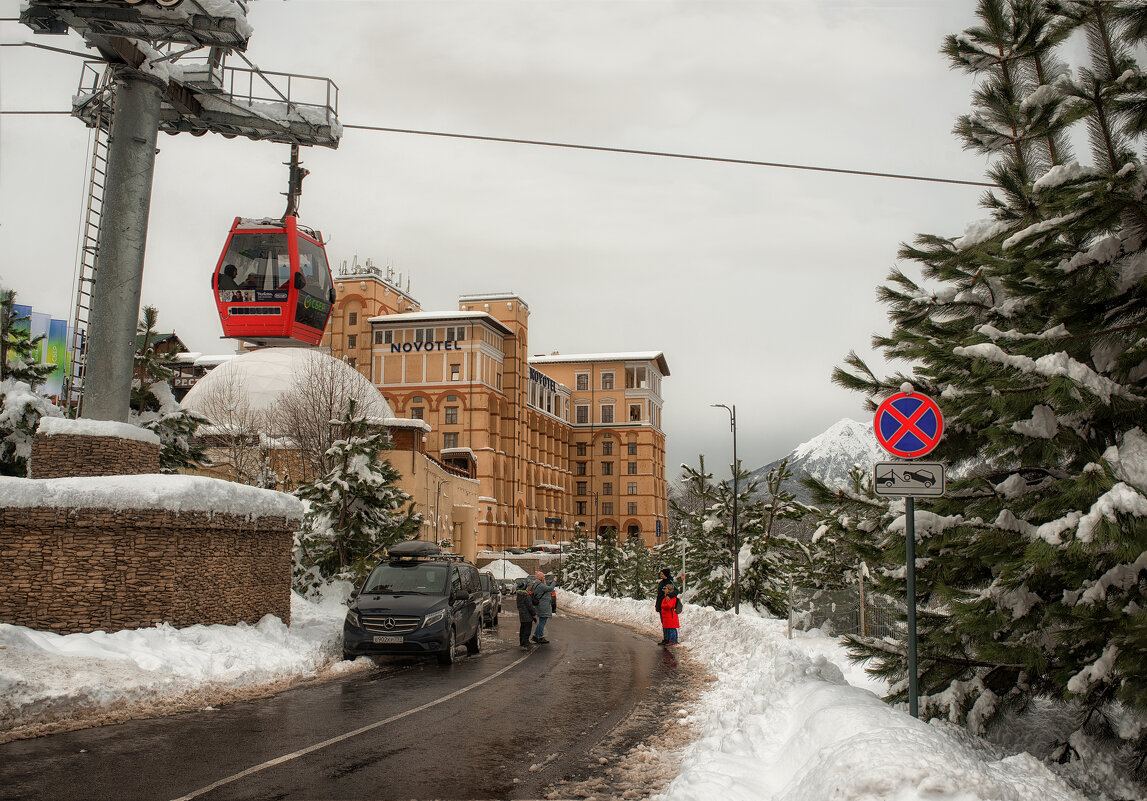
[
  {"x1": 0, "y1": 505, "x2": 295, "y2": 633},
  {"x1": 30, "y1": 432, "x2": 160, "y2": 478}
]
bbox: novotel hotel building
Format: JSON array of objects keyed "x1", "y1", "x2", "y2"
[{"x1": 323, "y1": 275, "x2": 669, "y2": 551}]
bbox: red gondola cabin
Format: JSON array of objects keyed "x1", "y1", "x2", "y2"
[{"x1": 212, "y1": 216, "x2": 335, "y2": 347}]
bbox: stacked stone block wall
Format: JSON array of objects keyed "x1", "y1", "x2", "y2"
[
  {"x1": 0, "y1": 506, "x2": 295, "y2": 633},
  {"x1": 30, "y1": 433, "x2": 160, "y2": 479}
]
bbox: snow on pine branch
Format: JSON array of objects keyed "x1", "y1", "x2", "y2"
[{"x1": 952, "y1": 343, "x2": 1133, "y2": 404}]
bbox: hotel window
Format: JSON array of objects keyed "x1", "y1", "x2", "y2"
[
  {"x1": 576, "y1": 442, "x2": 587, "y2": 457},
  {"x1": 629, "y1": 403, "x2": 642, "y2": 422},
  {"x1": 450, "y1": 363, "x2": 461, "y2": 381},
  {"x1": 627, "y1": 482, "x2": 637, "y2": 495},
  {"x1": 445, "y1": 406, "x2": 458, "y2": 424},
  {"x1": 626, "y1": 366, "x2": 648, "y2": 389},
  {"x1": 576, "y1": 405, "x2": 589, "y2": 424},
  {"x1": 456, "y1": 327, "x2": 466, "y2": 342},
  {"x1": 603, "y1": 482, "x2": 613, "y2": 496},
  {"x1": 602, "y1": 502, "x2": 614, "y2": 516},
  {"x1": 628, "y1": 502, "x2": 638, "y2": 515},
  {"x1": 602, "y1": 440, "x2": 613, "y2": 456},
  {"x1": 411, "y1": 407, "x2": 423, "y2": 419},
  {"x1": 628, "y1": 442, "x2": 637, "y2": 456},
  {"x1": 601, "y1": 372, "x2": 614, "y2": 390},
  {"x1": 374, "y1": 331, "x2": 383, "y2": 345},
  {"x1": 577, "y1": 481, "x2": 587, "y2": 495},
  {"x1": 576, "y1": 373, "x2": 589, "y2": 391},
  {"x1": 602, "y1": 461, "x2": 613, "y2": 476},
  {"x1": 443, "y1": 432, "x2": 459, "y2": 449},
  {"x1": 576, "y1": 501, "x2": 587, "y2": 515},
  {"x1": 348, "y1": 312, "x2": 358, "y2": 327},
  {"x1": 601, "y1": 405, "x2": 614, "y2": 424},
  {"x1": 627, "y1": 461, "x2": 637, "y2": 475},
  {"x1": 347, "y1": 334, "x2": 357, "y2": 348},
  {"x1": 414, "y1": 328, "x2": 424, "y2": 342},
  {"x1": 576, "y1": 462, "x2": 587, "y2": 476}
]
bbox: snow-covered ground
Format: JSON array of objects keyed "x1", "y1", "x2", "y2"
[{"x1": 0, "y1": 588, "x2": 1111, "y2": 800}]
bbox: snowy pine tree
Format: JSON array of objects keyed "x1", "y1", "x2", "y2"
[
  {"x1": 832, "y1": 0, "x2": 1147, "y2": 779},
  {"x1": 616, "y1": 533, "x2": 657, "y2": 600},
  {"x1": 294, "y1": 399, "x2": 421, "y2": 587},
  {"x1": 129, "y1": 306, "x2": 206, "y2": 472},
  {"x1": 739, "y1": 458, "x2": 808, "y2": 616},
  {"x1": 556, "y1": 529, "x2": 596, "y2": 592},
  {"x1": 0, "y1": 289, "x2": 61, "y2": 476}
]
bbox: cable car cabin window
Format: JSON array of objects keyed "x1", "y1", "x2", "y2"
[
  {"x1": 217, "y1": 233, "x2": 293, "y2": 304},
  {"x1": 295, "y1": 236, "x2": 333, "y2": 331}
]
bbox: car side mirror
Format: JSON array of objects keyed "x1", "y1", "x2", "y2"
[{"x1": 294, "y1": 272, "x2": 306, "y2": 290}]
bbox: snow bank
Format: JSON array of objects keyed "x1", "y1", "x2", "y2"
[
  {"x1": 0, "y1": 588, "x2": 361, "y2": 743},
  {"x1": 559, "y1": 592, "x2": 1088, "y2": 801},
  {"x1": 480, "y1": 558, "x2": 530, "y2": 579}
]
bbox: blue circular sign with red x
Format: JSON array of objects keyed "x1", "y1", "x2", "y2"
[{"x1": 874, "y1": 391, "x2": 944, "y2": 459}]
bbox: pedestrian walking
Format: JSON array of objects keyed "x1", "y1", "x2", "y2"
[
  {"x1": 516, "y1": 578, "x2": 537, "y2": 649},
  {"x1": 659, "y1": 585, "x2": 680, "y2": 646},
  {"x1": 654, "y1": 567, "x2": 677, "y2": 643},
  {"x1": 530, "y1": 570, "x2": 558, "y2": 644}
]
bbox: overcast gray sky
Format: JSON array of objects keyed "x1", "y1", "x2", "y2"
[{"x1": 1, "y1": 0, "x2": 990, "y2": 478}]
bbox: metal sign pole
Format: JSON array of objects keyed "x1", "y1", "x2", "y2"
[{"x1": 905, "y1": 495, "x2": 919, "y2": 717}]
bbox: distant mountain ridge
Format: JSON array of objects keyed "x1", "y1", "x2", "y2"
[{"x1": 748, "y1": 418, "x2": 878, "y2": 505}]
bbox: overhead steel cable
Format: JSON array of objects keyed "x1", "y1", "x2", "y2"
[
  {"x1": 0, "y1": 99, "x2": 992, "y2": 187},
  {"x1": 342, "y1": 123, "x2": 994, "y2": 188}
]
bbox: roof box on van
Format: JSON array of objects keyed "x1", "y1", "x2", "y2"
[{"x1": 387, "y1": 540, "x2": 442, "y2": 558}]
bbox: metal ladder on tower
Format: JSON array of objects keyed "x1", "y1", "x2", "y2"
[{"x1": 63, "y1": 67, "x2": 114, "y2": 416}]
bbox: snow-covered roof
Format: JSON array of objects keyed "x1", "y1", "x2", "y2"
[
  {"x1": 181, "y1": 348, "x2": 392, "y2": 422},
  {"x1": 529, "y1": 351, "x2": 670, "y2": 376},
  {"x1": 377, "y1": 417, "x2": 431, "y2": 432},
  {"x1": 457, "y1": 292, "x2": 528, "y2": 308},
  {"x1": 441, "y1": 446, "x2": 476, "y2": 458},
  {"x1": 367, "y1": 310, "x2": 513, "y2": 336}
]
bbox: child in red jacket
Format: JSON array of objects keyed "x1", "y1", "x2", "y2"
[{"x1": 659, "y1": 586, "x2": 680, "y2": 645}]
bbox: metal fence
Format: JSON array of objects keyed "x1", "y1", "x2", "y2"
[{"x1": 787, "y1": 583, "x2": 903, "y2": 640}]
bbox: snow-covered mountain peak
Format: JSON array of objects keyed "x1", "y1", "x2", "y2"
[{"x1": 791, "y1": 418, "x2": 875, "y2": 463}]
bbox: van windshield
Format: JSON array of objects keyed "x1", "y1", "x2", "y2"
[{"x1": 362, "y1": 564, "x2": 448, "y2": 595}]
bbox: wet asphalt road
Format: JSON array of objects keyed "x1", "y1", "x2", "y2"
[{"x1": 0, "y1": 608, "x2": 679, "y2": 801}]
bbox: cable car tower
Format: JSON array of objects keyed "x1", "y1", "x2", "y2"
[{"x1": 19, "y1": 0, "x2": 341, "y2": 421}]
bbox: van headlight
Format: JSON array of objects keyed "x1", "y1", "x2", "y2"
[
  {"x1": 345, "y1": 609, "x2": 360, "y2": 628},
  {"x1": 423, "y1": 609, "x2": 447, "y2": 627}
]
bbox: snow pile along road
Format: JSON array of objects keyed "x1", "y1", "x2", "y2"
[
  {"x1": 559, "y1": 591, "x2": 1090, "y2": 801},
  {"x1": 0, "y1": 586, "x2": 361, "y2": 743}
]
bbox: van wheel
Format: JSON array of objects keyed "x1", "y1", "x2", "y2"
[
  {"x1": 437, "y1": 628, "x2": 458, "y2": 665},
  {"x1": 342, "y1": 651, "x2": 357, "y2": 662},
  {"x1": 466, "y1": 623, "x2": 483, "y2": 655}
]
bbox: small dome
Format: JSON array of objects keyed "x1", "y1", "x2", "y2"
[{"x1": 183, "y1": 348, "x2": 392, "y2": 423}]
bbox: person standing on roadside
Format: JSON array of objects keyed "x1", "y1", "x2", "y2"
[
  {"x1": 655, "y1": 567, "x2": 677, "y2": 645},
  {"x1": 530, "y1": 570, "x2": 558, "y2": 644},
  {"x1": 516, "y1": 578, "x2": 537, "y2": 649},
  {"x1": 659, "y1": 585, "x2": 680, "y2": 646}
]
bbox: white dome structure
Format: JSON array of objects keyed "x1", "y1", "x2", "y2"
[{"x1": 182, "y1": 348, "x2": 392, "y2": 426}]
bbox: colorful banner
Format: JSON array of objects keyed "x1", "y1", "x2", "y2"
[{"x1": 42, "y1": 318, "x2": 69, "y2": 398}]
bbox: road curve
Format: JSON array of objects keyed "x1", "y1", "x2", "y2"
[{"x1": 0, "y1": 607, "x2": 686, "y2": 801}]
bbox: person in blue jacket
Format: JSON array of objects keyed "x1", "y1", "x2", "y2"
[{"x1": 529, "y1": 570, "x2": 558, "y2": 644}]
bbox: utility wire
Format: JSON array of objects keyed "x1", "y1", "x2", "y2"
[
  {"x1": 0, "y1": 41, "x2": 93, "y2": 59},
  {"x1": 0, "y1": 101, "x2": 992, "y2": 188},
  {"x1": 343, "y1": 123, "x2": 994, "y2": 188}
]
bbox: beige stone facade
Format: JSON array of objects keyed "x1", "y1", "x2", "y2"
[{"x1": 324, "y1": 280, "x2": 670, "y2": 551}]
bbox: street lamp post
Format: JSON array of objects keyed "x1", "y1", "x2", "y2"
[
  {"x1": 591, "y1": 486, "x2": 601, "y2": 592},
  {"x1": 712, "y1": 403, "x2": 740, "y2": 614},
  {"x1": 434, "y1": 478, "x2": 449, "y2": 546}
]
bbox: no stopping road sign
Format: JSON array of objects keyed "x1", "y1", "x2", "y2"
[{"x1": 874, "y1": 392, "x2": 944, "y2": 459}]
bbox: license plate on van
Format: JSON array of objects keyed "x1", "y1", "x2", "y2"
[{"x1": 373, "y1": 635, "x2": 402, "y2": 644}]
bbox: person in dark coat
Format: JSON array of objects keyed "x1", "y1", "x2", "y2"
[{"x1": 516, "y1": 578, "x2": 537, "y2": 649}]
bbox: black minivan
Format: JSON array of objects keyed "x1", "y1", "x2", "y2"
[{"x1": 342, "y1": 541, "x2": 484, "y2": 665}]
